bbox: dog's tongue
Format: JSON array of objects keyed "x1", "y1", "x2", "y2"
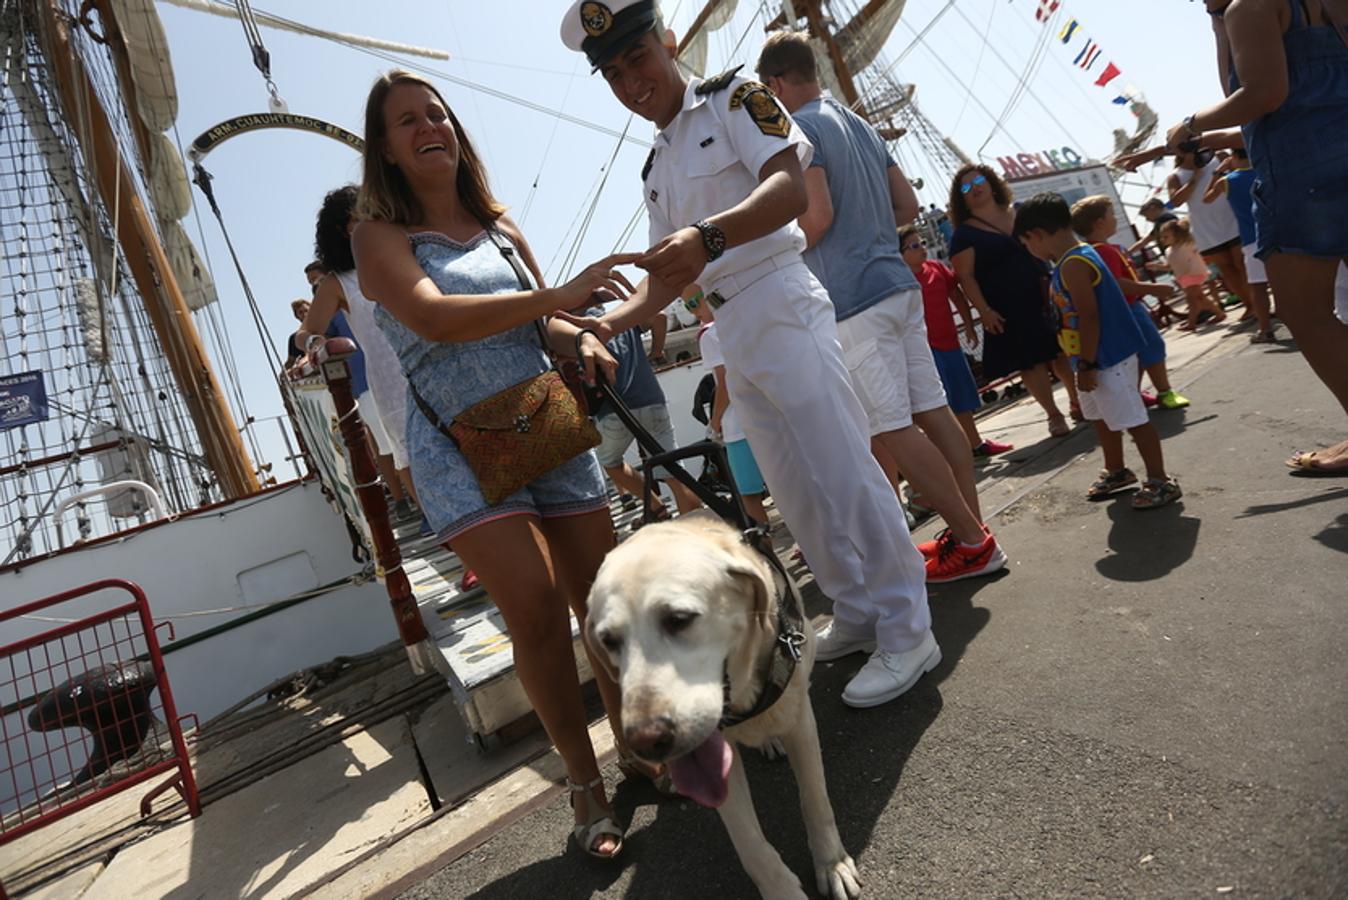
[{"x1": 668, "y1": 730, "x2": 734, "y2": 808}]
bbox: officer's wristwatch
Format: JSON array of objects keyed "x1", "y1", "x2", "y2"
[{"x1": 692, "y1": 220, "x2": 726, "y2": 262}]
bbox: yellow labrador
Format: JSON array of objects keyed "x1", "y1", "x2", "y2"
[{"x1": 586, "y1": 511, "x2": 862, "y2": 899}]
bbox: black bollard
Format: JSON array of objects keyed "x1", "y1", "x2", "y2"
[{"x1": 27, "y1": 660, "x2": 159, "y2": 786}]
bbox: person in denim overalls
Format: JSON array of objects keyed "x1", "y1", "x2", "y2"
[
  {"x1": 1166, "y1": 0, "x2": 1348, "y2": 475},
  {"x1": 352, "y1": 70, "x2": 645, "y2": 859}
]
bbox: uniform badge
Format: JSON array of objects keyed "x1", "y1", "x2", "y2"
[
  {"x1": 580, "y1": 2, "x2": 613, "y2": 37},
  {"x1": 729, "y1": 82, "x2": 790, "y2": 138}
]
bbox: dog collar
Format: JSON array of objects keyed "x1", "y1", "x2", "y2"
[{"x1": 718, "y1": 540, "x2": 808, "y2": 729}]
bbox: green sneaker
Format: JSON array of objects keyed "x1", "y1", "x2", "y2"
[{"x1": 1157, "y1": 389, "x2": 1190, "y2": 410}]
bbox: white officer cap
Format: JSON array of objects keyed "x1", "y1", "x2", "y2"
[{"x1": 559, "y1": 0, "x2": 659, "y2": 70}]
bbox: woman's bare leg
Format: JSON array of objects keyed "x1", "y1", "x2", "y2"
[
  {"x1": 452, "y1": 514, "x2": 617, "y2": 854},
  {"x1": 1265, "y1": 253, "x2": 1348, "y2": 427},
  {"x1": 1020, "y1": 362, "x2": 1065, "y2": 421}
]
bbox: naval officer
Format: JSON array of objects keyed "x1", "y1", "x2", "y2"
[{"x1": 560, "y1": 0, "x2": 938, "y2": 709}]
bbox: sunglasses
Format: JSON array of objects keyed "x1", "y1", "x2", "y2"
[
  {"x1": 960, "y1": 174, "x2": 988, "y2": 195},
  {"x1": 902, "y1": 240, "x2": 926, "y2": 252},
  {"x1": 682, "y1": 291, "x2": 703, "y2": 312}
]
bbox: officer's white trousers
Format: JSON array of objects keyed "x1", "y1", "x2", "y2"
[{"x1": 713, "y1": 262, "x2": 931, "y2": 653}]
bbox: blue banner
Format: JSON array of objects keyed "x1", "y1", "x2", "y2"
[{"x1": 0, "y1": 371, "x2": 50, "y2": 430}]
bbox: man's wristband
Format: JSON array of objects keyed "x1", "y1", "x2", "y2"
[
  {"x1": 1078, "y1": 358, "x2": 1100, "y2": 371},
  {"x1": 1183, "y1": 114, "x2": 1202, "y2": 138}
]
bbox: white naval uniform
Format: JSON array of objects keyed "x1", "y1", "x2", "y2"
[{"x1": 644, "y1": 74, "x2": 930, "y2": 653}]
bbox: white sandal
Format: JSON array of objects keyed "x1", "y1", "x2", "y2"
[{"x1": 567, "y1": 776, "x2": 624, "y2": 859}]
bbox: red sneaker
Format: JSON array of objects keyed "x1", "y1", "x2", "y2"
[
  {"x1": 916, "y1": 528, "x2": 953, "y2": 560},
  {"x1": 925, "y1": 532, "x2": 1008, "y2": 583},
  {"x1": 458, "y1": 569, "x2": 480, "y2": 592},
  {"x1": 972, "y1": 439, "x2": 1014, "y2": 459},
  {"x1": 1141, "y1": 391, "x2": 1159, "y2": 407}
]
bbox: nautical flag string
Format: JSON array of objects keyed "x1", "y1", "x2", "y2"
[{"x1": 1027, "y1": 2, "x2": 1144, "y2": 100}]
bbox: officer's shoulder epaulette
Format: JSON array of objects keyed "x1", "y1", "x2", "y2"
[
  {"x1": 641, "y1": 148, "x2": 654, "y2": 182},
  {"x1": 694, "y1": 65, "x2": 744, "y2": 96}
]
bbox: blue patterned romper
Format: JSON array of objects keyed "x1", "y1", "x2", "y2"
[
  {"x1": 1230, "y1": 0, "x2": 1348, "y2": 259},
  {"x1": 374, "y1": 231, "x2": 608, "y2": 542}
]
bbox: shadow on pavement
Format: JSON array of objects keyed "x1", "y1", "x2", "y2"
[
  {"x1": 463, "y1": 576, "x2": 994, "y2": 899},
  {"x1": 1238, "y1": 487, "x2": 1348, "y2": 519},
  {"x1": 1095, "y1": 498, "x2": 1200, "y2": 582},
  {"x1": 1314, "y1": 512, "x2": 1348, "y2": 555}
]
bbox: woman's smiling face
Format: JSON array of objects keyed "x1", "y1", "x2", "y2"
[{"x1": 380, "y1": 82, "x2": 460, "y2": 183}]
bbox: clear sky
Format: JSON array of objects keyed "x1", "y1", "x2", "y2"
[{"x1": 153, "y1": 0, "x2": 1224, "y2": 480}]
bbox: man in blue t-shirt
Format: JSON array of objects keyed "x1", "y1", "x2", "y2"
[
  {"x1": 756, "y1": 31, "x2": 1007, "y2": 585},
  {"x1": 580, "y1": 301, "x2": 700, "y2": 517}
]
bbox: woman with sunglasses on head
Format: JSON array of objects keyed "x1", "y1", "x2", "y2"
[
  {"x1": 947, "y1": 165, "x2": 1081, "y2": 438},
  {"x1": 1165, "y1": 0, "x2": 1348, "y2": 476},
  {"x1": 352, "y1": 70, "x2": 648, "y2": 859}
]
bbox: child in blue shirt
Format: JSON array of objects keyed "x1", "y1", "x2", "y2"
[{"x1": 1015, "y1": 193, "x2": 1181, "y2": 510}]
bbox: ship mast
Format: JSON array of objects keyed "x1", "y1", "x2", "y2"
[{"x1": 37, "y1": 0, "x2": 260, "y2": 499}]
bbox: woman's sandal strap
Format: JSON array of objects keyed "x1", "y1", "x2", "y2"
[{"x1": 565, "y1": 775, "x2": 604, "y2": 792}]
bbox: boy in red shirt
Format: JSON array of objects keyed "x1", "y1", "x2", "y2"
[
  {"x1": 899, "y1": 225, "x2": 1012, "y2": 458},
  {"x1": 1070, "y1": 196, "x2": 1190, "y2": 411}
]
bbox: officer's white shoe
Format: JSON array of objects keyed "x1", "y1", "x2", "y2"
[
  {"x1": 841, "y1": 630, "x2": 942, "y2": 708},
  {"x1": 813, "y1": 620, "x2": 876, "y2": 662}
]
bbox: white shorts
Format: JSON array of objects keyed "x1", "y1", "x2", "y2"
[
  {"x1": 834, "y1": 288, "x2": 948, "y2": 435},
  {"x1": 1241, "y1": 242, "x2": 1268, "y2": 285},
  {"x1": 360, "y1": 390, "x2": 407, "y2": 469},
  {"x1": 1079, "y1": 355, "x2": 1148, "y2": 432}
]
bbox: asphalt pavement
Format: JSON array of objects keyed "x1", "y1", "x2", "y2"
[{"x1": 399, "y1": 338, "x2": 1347, "y2": 899}]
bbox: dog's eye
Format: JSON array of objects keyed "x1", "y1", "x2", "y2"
[
  {"x1": 663, "y1": 611, "x2": 699, "y2": 635},
  {"x1": 599, "y1": 631, "x2": 623, "y2": 653}
]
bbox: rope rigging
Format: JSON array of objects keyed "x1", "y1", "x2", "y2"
[{"x1": 233, "y1": 0, "x2": 286, "y2": 112}]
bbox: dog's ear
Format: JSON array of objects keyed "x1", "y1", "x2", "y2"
[
  {"x1": 723, "y1": 554, "x2": 775, "y2": 700},
  {"x1": 582, "y1": 614, "x2": 619, "y2": 683}
]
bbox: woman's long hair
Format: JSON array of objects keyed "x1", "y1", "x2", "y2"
[
  {"x1": 314, "y1": 185, "x2": 359, "y2": 273},
  {"x1": 948, "y1": 163, "x2": 1013, "y2": 227},
  {"x1": 358, "y1": 70, "x2": 505, "y2": 226}
]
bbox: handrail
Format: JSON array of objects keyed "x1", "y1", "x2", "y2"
[{"x1": 53, "y1": 480, "x2": 169, "y2": 548}]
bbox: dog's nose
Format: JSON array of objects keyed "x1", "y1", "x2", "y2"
[{"x1": 625, "y1": 716, "x2": 676, "y2": 760}]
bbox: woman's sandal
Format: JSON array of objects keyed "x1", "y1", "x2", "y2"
[
  {"x1": 1131, "y1": 477, "x2": 1182, "y2": 510},
  {"x1": 1047, "y1": 415, "x2": 1071, "y2": 438},
  {"x1": 618, "y1": 751, "x2": 678, "y2": 796},
  {"x1": 567, "y1": 776, "x2": 624, "y2": 859}
]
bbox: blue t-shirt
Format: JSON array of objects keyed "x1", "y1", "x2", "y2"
[
  {"x1": 793, "y1": 95, "x2": 919, "y2": 322},
  {"x1": 586, "y1": 308, "x2": 665, "y2": 417},
  {"x1": 1224, "y1": 169, "x2": 1257, "y2": 246},
  {"x1": 1049, "y1": 244, "x2": 1144, "y2": 371}
]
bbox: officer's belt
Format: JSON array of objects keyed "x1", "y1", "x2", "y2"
[{"x1": 704, "y1": 250, "x2": 800, "y2": 309}]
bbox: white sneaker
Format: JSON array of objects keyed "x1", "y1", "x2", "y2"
[
  {"x1": 814, "y1": 620, "x2": 876, "y2": 662},
  {"x1": 841, "y1": 631, "x2": 942, "y2": 708}
]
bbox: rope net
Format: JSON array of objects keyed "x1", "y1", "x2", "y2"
[{"x1": 1, "y1": 1, "x2": 219, "y2": 563}]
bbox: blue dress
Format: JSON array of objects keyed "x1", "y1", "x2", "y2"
[
  {"x1": 374, "y1": 231, "x2": 607, "y2": 542},
  {"x1": 949, "y1": 223, "x2": 1062, "y2": 380},
  {"x1": 1231, "y1": 1, "x2": 1348, "y2": 259}
]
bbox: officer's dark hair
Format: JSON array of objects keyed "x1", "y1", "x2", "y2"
[
  {"x1": 359, "y1": 70, "x2": 504, "y2": 227},
  {"x1": 314, "y1": 185, "x2": 359, "y2": 273},
  {"x1": 756, "y1": 30, "x2": 818, "y2": 84},
  {"x1": 1012, "y1": 192, "x2": 1073, "y2": 240}
]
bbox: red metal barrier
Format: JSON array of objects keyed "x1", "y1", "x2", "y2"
[{"x1": 0, "y1": 579, "x2": 200, "y2": 853}]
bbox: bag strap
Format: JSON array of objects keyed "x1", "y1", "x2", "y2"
[
  {"x1": 408, "y1": 224, "x2": 549, "y2": 443},
  {"x1": 483, "y1": 226, "x2": 553, "y2": 361}
]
